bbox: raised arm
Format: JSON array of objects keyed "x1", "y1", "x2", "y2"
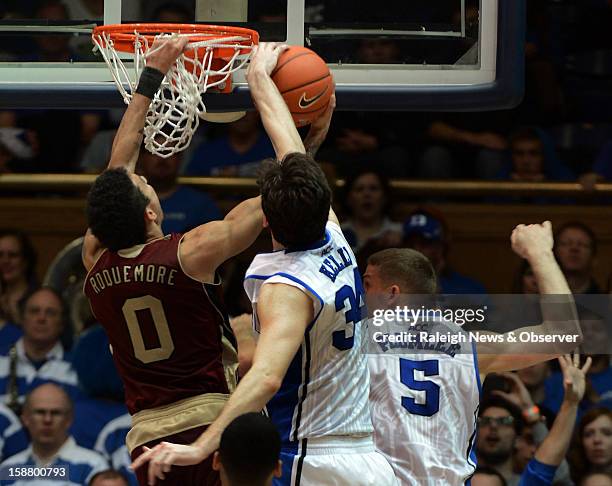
[
  {"x1": 179, "y1": 196, "x2": 263, "y2": 282},
  {"x1": 246, "y1": 43, "x2": 305, "y2": 159},
  {"x1": 132, "y1": 283, "x2": 313, "y2": 485},
  {"x1": 534, "y1": 354, "x2": 591, "y2": 466},
  {"x1": 479, "y1": 222, "x2": 582, "y2": 374},
  {"x1": 107, "y1": 36, "x2": 189, "y2": 172}
]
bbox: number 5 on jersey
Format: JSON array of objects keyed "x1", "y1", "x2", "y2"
[{"x1": 333, "y1": 268, "x2": 365, "y2": 351}]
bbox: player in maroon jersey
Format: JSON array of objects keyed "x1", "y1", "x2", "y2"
[{"x1": 81, "y1": 38, "x2": 306, "y2": 486}]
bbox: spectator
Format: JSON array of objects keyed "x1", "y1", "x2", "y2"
[
  {"x1": 93, "y1": 414, "x2": 137, "y2": 486},
  {"x1": 137, "y1": 146, "x2": 221, "y2": 234},
  {"x1": 403, "y1": 209, "x2": 487, "y2": 294},
  {"x1": 340, "y1": 168, "x2": 402, "y2": 253},
  {"x1": 0, "y1": 301, "x2": 21, "y2": 355},
  {"x1": 69, "y1": 325, "x2": 136, "y2": 486},
  {"x1": 0, "y1": 128, "x2": 36, "y2": 174},
  {"x1": 89, "y1": 470, "x2": 130, "y2": 486},
  {"x1": 0, "y1": 403, "x2": 28, "y2": 462},
  {"x1": 472, "y1": 466, "x2": 508, "y2": 486},
  {"x1": 418, "y1": 113, "x2": 511, "y2": 179},
  {"x1": 212, "y1": 413, "x2": 281, "y2": 486},
  {"x1": 0, "y1": 229, "x2": 38, "y2": 325},
  {"x1": 501, "y1": 127, "x2": 574, "y2": 182},
  {"x1": 89, "y1": 469, "x2": 129, "y2": 486},
  {"x1": 25, "y1": 1, "x2": 75, "y2": 62},
  {"x1": 581, "y1": 472, "x2": 612, "y2": 486},
  {"x1": 554, "y1": 222, "x2": 601, "y2": 294},
  {"x1": 478, "y1": 354, "x2": 591, "y2": 486},
  {"x1": 0, "y1": 383, "x2": 108, "y2": 484},
  {"x1": 184, "y1": 111, "x2": 275, "y2": 176},
  {"x1": 569, "y1": 408, "x2": 612, "y2": 482},
  {"x1": 515, "y1": 364, "x2": 555, "y2": 423},
  {"x1": 0, "y1": 288, "x2": 79, "y2": 409}
]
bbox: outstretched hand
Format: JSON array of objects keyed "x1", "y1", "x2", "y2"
[
  {"x1": 131, "y1": 441, "x2": 207, "y2": 486},
  {"x1": 146, "y1": 35, "x2": 190, "y2": 74},
  {"x1": 558, "y1": 352, "x2": 591, "y2": 405},
  {"x1": 246, "y1": 42, "x2": 289, "y2": 78}
]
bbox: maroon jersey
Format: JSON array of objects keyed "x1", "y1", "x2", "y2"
[{"x1": 84, "y1": 234, "x2": 234, "y2": 415}]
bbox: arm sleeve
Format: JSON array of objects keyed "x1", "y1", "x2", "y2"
[{"x1": 518, "y1": 458, "x2": 557, "y2": 486}]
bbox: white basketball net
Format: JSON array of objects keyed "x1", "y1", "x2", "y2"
[{"x1": 93, "y1": 30, "x2": 255, "y2": 158}]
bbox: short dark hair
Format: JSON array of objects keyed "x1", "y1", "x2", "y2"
[
  {"x1": 219, "y1": 413, "x2": 280, "y2": 485},
  {"x1": 86, "y1": 168, "x2": 150, "y2": 252},
  {"x1": 368, "y1": 248, "x2": 437, "y2": 294},
  {"x1": 554, "y1": 221, "x2": 597, "y2": 255},
  {"x1": 258, "y1": 153, "x2": 331, "y2": 248},
  {"x1": 473, "y1": 466, "x2": 508, "y2": 486},
  {"x1": 479, "y1": 396, "x2": 524, "y2": 435},
  {"x1": 89, "y1": 470, "x2": 129, "y2": 486}
]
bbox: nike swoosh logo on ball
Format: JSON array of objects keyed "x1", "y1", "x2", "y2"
[{"x1": 298, "y1": 86, "x2": 328, "y2": 109}]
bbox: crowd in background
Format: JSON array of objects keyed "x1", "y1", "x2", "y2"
[{"x1": 0, "y1": 0, "x2": 611, "y2": 485}]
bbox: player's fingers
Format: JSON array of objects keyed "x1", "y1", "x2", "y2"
[
  {"x1": 131, "y1": 447, "x2": 154, "y2": 470},
  {"x1": 573, "y1": 352, "x2": 580, "y2": 367},
  {"x1": 582, "y1": 356, "x2": 593, "y2": 374},
  {"x1": 557, "y1": 355, "x2": 567, "y2": 372},
  {"x1": 542, "y1": 220, "x2": 552, "y2": 231}
]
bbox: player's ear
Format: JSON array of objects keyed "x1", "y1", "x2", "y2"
[
  {"x1": 273, "y1": 459, "x2": 282, "y2": 477},
  {"x1": 387, "y1": 284, "x2": 401, "y2": 305},
  {"x1": 262, "y1": 213, "x2": 269, "y2": 229},
  {"x1": 212, "y1": 451, "x2": 221, "y2": 471},
  {"x1": 145, "y1": 206, "x2": 158, "y2": 223}
]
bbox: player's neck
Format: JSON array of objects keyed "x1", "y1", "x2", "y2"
[
  {"x1": 271, "y1": 236, "x2": 285, "y2": 251},
  {"x1": 145, "y1": 224, "x2": 165, "y2": 243}
]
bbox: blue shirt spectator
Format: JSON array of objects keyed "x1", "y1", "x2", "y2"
[
  {"x1": 403, "y1": 209, "x2": 487, "y2": 294},
  {"x1": 94, "y1": 413, "x2": 138, "y2": 486},
  {"x1": 184, "y1": 112, "x2": 275, "y2": 177},
  {"x1": 0, "y1": 339, "x2": 80, "y2": 406},
  {"x1": 0, "y1": 322, "x2": 22, "y2": 355},
  {"x1": 0, "y1": 404, "x2": 28, "y2": 462},
  {"x1": 161, "y1": 186, "x2": 221, "y2": 234},
  {"x1": 0, "y1": 436, "x2": 108, "y2": 485},
  {"x1": 137, "y1": 145, "x2": 222, "y2": 235},
  {"x1": 0, "y1": 383, "x2": 108, "y2": 486}
]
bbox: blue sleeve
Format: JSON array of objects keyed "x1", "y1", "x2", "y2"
[{"x1": 518, "y1": 458, "x2": 557, "y2": 486}]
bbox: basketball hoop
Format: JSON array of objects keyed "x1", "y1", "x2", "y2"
[{"x1": 92, "y1": 23, "x2": 259, "y2": 157}]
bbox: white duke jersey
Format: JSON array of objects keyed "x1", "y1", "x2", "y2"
[
  {"x1": 244, "y1": 221, "x2": 373, "y2": 445},
  {"x1": 368, "y1": 319, "x2": 481, "y2": 486}
]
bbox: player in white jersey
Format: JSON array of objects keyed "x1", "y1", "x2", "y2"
[
  {"x1": 133, "y1": 43, "x2": 397, "y2": 486},
  {"x1": 363, "y1": 222, "x2": 582, "y2": 486}
]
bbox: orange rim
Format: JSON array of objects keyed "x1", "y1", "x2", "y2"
[{"x1": 93, "y1": 23, "x2": 259, "y2": 54}]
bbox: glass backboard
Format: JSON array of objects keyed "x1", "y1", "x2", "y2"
[{"x1": 0, "y1": 0, "x2": 524, "y2": 111}]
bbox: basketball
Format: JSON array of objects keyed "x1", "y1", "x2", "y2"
[{"x1": 271, "y1": 46, "x2": 333, "y2": 127}]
